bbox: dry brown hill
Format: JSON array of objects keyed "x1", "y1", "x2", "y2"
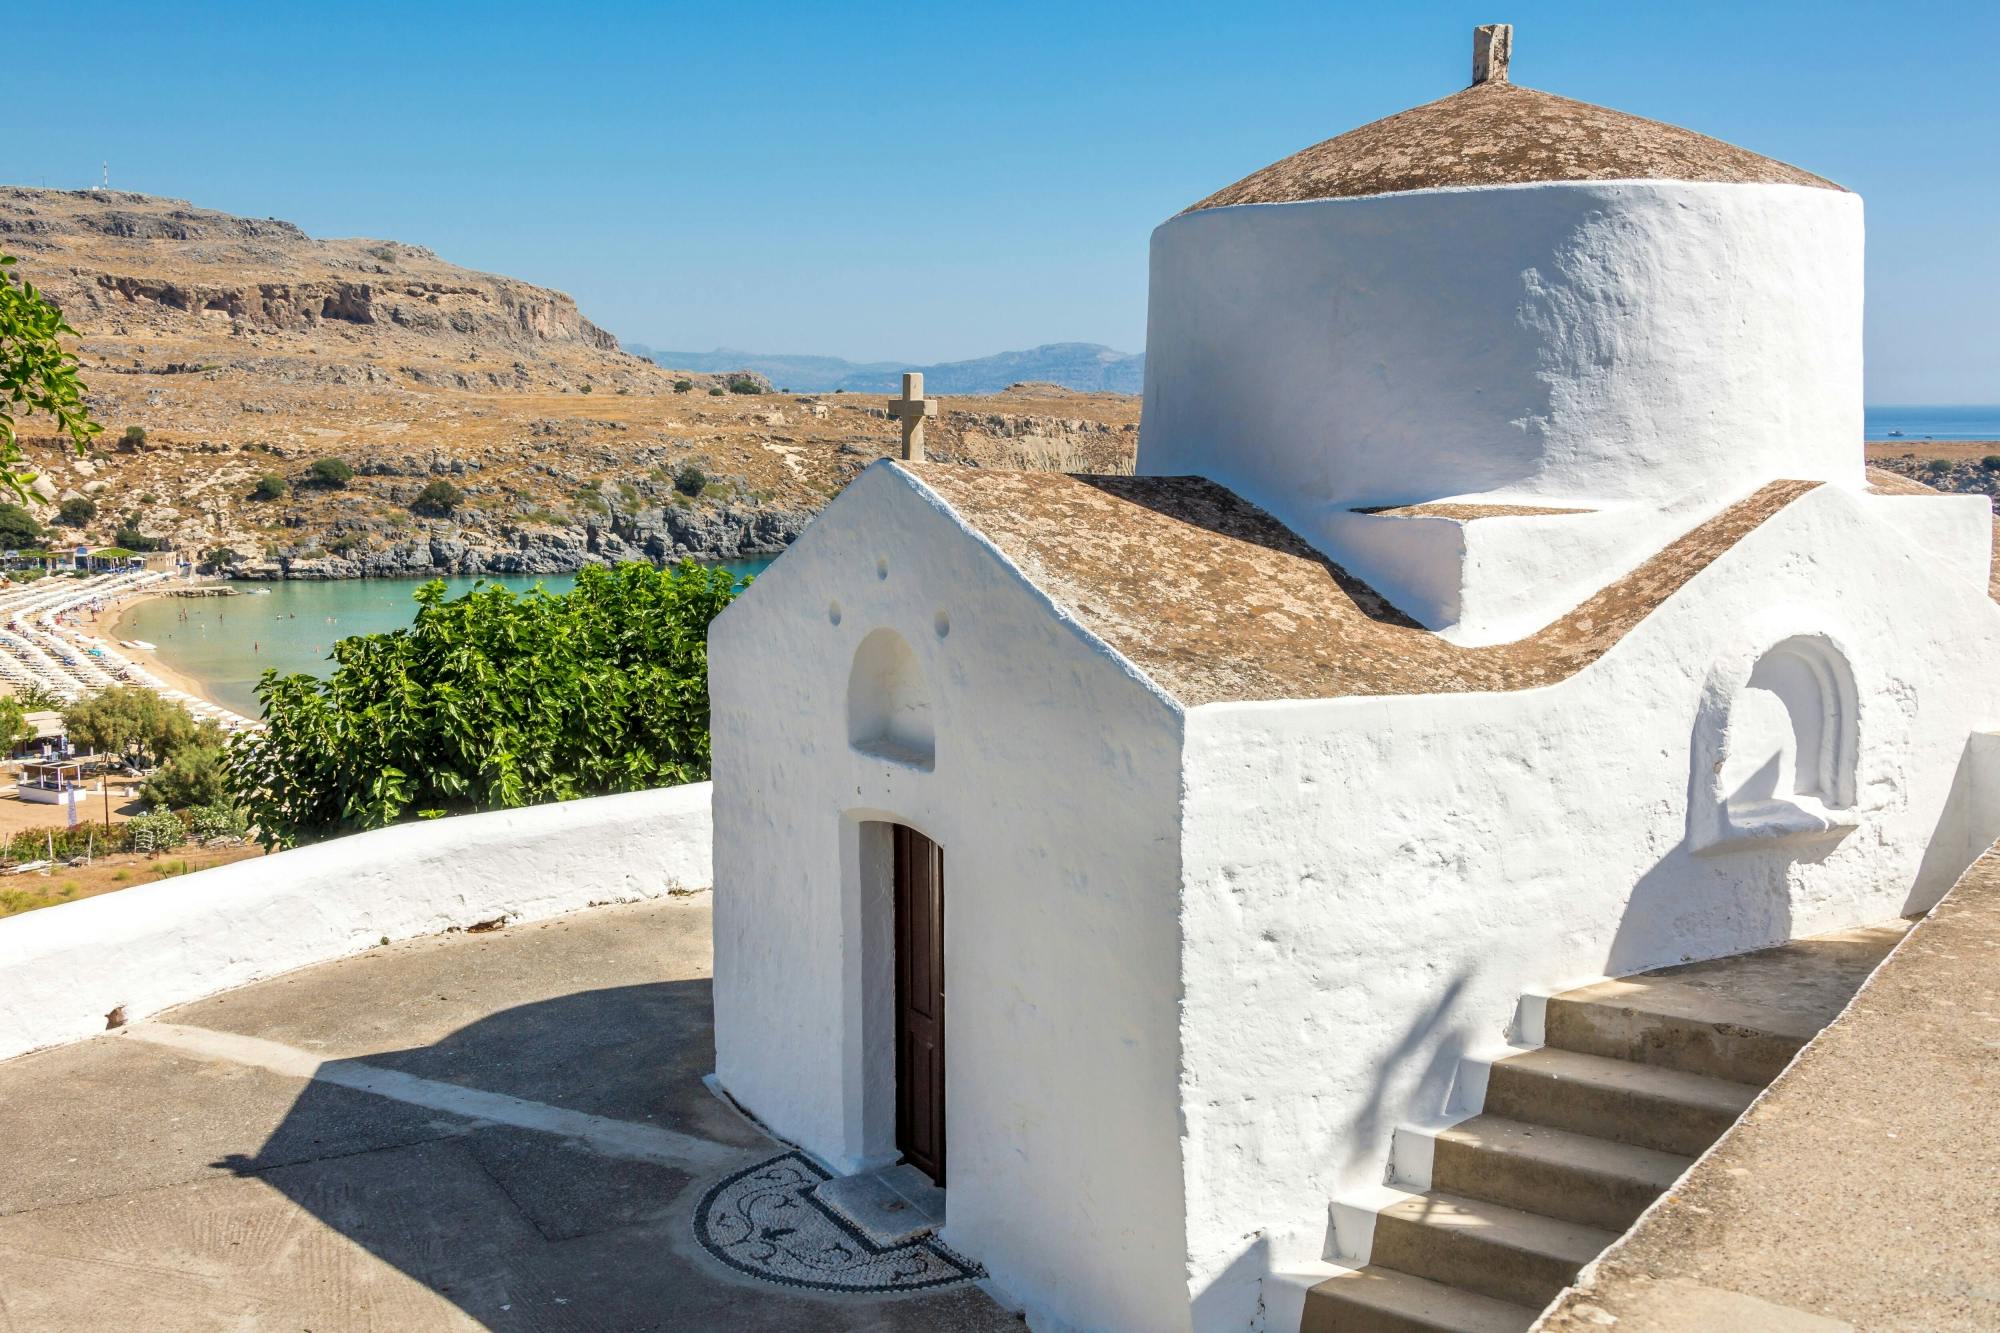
[{"x1": 1, "y1": 187, "x2": 1138, "y2": 576}]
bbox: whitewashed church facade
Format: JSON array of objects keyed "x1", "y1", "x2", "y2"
[{"x1": 708, "y1": 34, "x2": 2000, "y2": 1333}]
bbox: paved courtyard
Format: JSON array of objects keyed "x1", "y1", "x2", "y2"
[{"x1": 0, "y1": 897, "x2": 1018, "y2": 1332}]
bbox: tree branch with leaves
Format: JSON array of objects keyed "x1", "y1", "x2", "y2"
[{"x1": 0, "y1": 253, "x2": 99, "y2": 503}]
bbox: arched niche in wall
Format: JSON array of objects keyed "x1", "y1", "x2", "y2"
[
  {"x1": 847, "y1": 627, "x2": 935, "y2": 769},
  {"x1": 1690, "y1": 633, "x2": 1858, "y2": 854}
]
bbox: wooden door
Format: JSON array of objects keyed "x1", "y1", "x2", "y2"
[{"x1": 894, "y1": 825, "x2": 946, "y2": 1186}]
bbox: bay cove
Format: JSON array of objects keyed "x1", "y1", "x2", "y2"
[{"x1": 114, "y1": 560, "x2": 770, "y2": 718}]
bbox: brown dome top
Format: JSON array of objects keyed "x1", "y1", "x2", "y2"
[{"x1": 1184, "y1": 80, "x2": 1842, "y2": 214}]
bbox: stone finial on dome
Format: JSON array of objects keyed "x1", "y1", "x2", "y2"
[{"x1": 1473, "y1": 24, "x2": 1512, "y2": 86}]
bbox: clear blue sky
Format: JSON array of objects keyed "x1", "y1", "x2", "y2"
[{"x1": 11, "y1": 1, "x2": 1996, "y2": 401}]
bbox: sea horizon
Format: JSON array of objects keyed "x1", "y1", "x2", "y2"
[{"x1": 1864, "y1": 404, "x2": 2000, "y2": 442}]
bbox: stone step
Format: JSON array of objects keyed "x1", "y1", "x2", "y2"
[
  {"x1": 1482, "y1": 1045, "x2": 1760, "y2": 1156},
  {"x1": 1303, "y1": 1264, "x2": 1539, "y2": 1333},
  {"x1": 1542, "y1": 982, "x2": 1809, "y2": 1085},
  {"x1": 1427, "y1": 1115, "x2": 1691, "y2": 1233},
  {"x1": 1368, "y1": 1189, "x2": 1617, "y2": 1309},
  {"x1": 1541, "y1": 922, "x2": 1907, "y2": 1085}
]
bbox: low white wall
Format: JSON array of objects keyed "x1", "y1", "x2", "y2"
[{"x1": 0, "y1": 782, "x2": 713, "y2": 1063}]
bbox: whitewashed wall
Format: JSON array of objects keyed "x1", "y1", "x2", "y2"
[
  {"x1": 0, "y1": 783, "x2": 713, "y2": 1063},
  {"x1": 710, "y1": 462, "x2": 1194, "y2": 1333},
  {"x1": 1171, "y1": 487, "x2": 2000, "y2": 1328},
  {"x1": 1141, "y1": 181, "x2": 1863, "y2": 532}
]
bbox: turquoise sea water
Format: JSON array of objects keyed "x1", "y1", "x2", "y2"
[{"x1": 114, "y1": 560, "x2": 771, "y2": 719}]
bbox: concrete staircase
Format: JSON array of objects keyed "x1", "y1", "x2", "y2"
[{"x1": 1298, "y1": 923, "x2": 1906, "y2": 1333}]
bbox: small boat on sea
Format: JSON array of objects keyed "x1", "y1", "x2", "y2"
[{"x1": 1887, "y1": 429, "x2": 1905, "y2": 437}]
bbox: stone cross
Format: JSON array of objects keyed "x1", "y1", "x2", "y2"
[
  {"x1": 887, "y1": 372, "x2": 940, "y2": 462},
  {"x1": 1473, "y1": 23, "x2": 1512, "y2": 86}
]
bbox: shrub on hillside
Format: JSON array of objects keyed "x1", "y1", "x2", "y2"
[
  {"x1": 121, "y1": 425, "x2": 148, "y2": 449},
  {"x1": 412, "y1": 479, "x2": 462, "y2": 516},
  {"x1": 227, "y1": 561, "x2": 744, "y2": 847},
  {"x1": 707, "y1": 386, "x2": 724, "y2": 396},
  {"x1": 673, "y1": 463, "x2": 708, "y2": 498},
  {"x1": 1983, "y1": 456, "x2": 2000, "y2": 472},
  {"x1": 726, "y1": 377, "x2": 764, "y2": 395},
  {"x1": 0, "y1": 502, "x2": 42, "y2": 548},
  {"x1": 673, "y1": 379, "x2": 693, "y2": 394},
  {"x1": 309, "y1": 457, "x2": 356, "y2": 487},
  {"x1": 56, "y1": 496, "x2": 95, "y2": 527},
  {"x1": 252, "y1": 474, "x2": 288, "y2": 500}
]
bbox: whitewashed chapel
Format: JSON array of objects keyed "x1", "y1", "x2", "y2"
[{"x1": 708, "y1": 28, "x2": 2000, "y2": 1333}]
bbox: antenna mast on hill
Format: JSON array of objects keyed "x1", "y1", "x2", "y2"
[{"x1": 92, "y1": 162, "x2": 108, "y2": 192}]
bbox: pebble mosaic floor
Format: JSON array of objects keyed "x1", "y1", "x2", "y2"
[{"x1": 694, "y1": 1151, "x2": 983, "y2": 1294}]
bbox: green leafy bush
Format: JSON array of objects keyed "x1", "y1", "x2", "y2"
[
  {"x1": 252, "y1": 474, "x2": 288, "y2": 500},
  {"x1": 707, "y1": 386, "x2": 724, "y2": 397},
  {"x1": 1922, "y1": 458, "x2": 1952, "y2": 474},
  {"x1": 4, "y1": 818, "x2": 123, "y2": 863},
  {"x1": 673, "y1": 379, "x2": 693, "y2": 394},
  {"x1": 1983, "y1": 456, "x2": 2000, "y2": 472},
  {"x1": 726, "y1": 377, "x2": 764, "y2": 395},
  {"x1": 412, "y1": 479, "x2": 462, "y2": 516},
  {"x1": 673, "y1": 463, "x2": 708, "y2": 498},
  {"x1": 142, "y1": 742, "x2": 233, "y2": 810},
  {"x1": 126, "y1": 810, "x2": 187, "y2": 856},
  {"x1": 227, "y1": 562, "x2": 742, "y2": 847},
  {"x1": 188, "y1": 801, "x2": 249, "y2": 842},
  {"x1": 56, "y1": 496, "x2": 95, "y2": 527},
  {"x1": 0, "y1": 502, "x2": 42, "y2": 548},
  {"x1": 310, "y1": 457, "x2": 356, "y2": 487},
  {"x1": 121, "y1": 425, "x2": 148, "y2": 448}
]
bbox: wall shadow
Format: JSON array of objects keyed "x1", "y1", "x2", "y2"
[{"x1": 208, "y1": 979, "x2": 786, "y2": 1331}]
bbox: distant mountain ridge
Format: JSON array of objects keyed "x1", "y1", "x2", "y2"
[{"x1": 626, "y1": 341, "x2": 1144, "y2": 396}]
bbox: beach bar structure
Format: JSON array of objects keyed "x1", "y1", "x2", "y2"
[{"x1": 13, "y1": 759, "x2": 102, "y2": 805}]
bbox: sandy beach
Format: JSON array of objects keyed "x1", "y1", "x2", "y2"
[{"x1": 73, "y1": 588, "x2": 235, "y2": 712}]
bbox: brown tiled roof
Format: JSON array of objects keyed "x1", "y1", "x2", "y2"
[
  {"x1": 1184, "y1": 82, "x2": 1840, "y2": 213},
  {"x1": 902, "y1": 464, "x2": 1816, "y2": 707}
]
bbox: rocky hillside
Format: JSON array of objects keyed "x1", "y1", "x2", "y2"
[{"x1": 1, "y1": 188, "x2": 1139, "y2": 577}]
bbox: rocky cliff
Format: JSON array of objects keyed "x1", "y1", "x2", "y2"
[{"x1": 0, "y1": 188, "x2": 1140, "y2": 577}]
